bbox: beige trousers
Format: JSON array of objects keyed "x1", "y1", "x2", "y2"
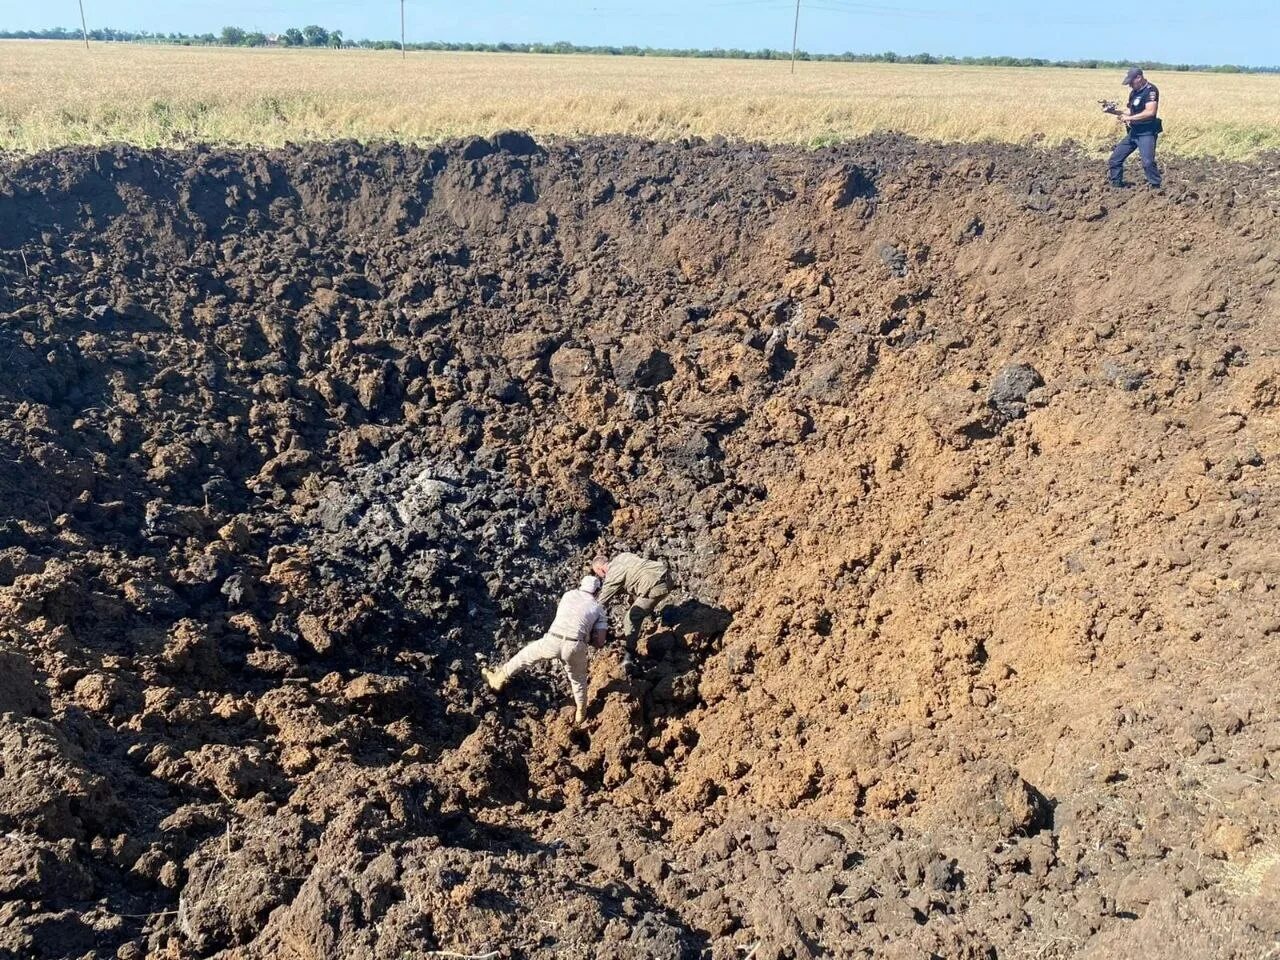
[{"x1": 498, "y1": 633, "x2": 589, "y2": 711}]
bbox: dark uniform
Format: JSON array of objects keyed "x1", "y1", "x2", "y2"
[{"x1": 1108, "y1": 81, "x2": 1162, "y2": 188}]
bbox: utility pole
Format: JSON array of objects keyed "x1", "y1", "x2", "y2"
[
  {"x1": 401, "y1": 0, "x2": 406, "y2": 59},
  {"x1": 78, "y1": 0, "x2": 90, "y2": 50},
  {"x1": 791, "y1": 0, "x2": 800, "y2": 75}
]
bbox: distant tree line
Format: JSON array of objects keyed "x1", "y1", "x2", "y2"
[
  {"x1": 220, "y1": 25, "x2": 344, "y2": 48},
  {"x1": 0, "y1": 24, "x2": 345, "y2": 48},
  {"x1": 1, "y1": 26, "x2": 1275, "y2": 73}
]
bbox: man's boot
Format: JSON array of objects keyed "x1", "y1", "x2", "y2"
[
  {"x1": 482, "y1": 666, "x2": 506, "y2": 692},
  {"x1": 574, "y1": 706, "x2": 585, "y2": 725}
]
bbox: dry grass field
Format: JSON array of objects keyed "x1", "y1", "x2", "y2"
[{"x1": 1, "y1": 40, "x2": 1278, "y2": 157}]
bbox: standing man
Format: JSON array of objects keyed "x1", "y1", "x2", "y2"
[
  {"x1": 482, "y1": 574, "x2": 607, "y2": 725},
  {"x1": 1108, "y1": 67, "x2": 1162, "y2": 189},
  {"x1": 592, "y1": 552, "x2": 672, "y2": 669}
]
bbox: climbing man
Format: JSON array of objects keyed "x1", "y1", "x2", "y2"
[
  {"x1": 592, "y1": 552, "x2": 672, "y2": 669},
  {"x1": 482, "y1": 574, "x2": 607, "y2": 725},
  {"x1": 1108, "y1": 67, "x2": 1162, "y2": 189}
]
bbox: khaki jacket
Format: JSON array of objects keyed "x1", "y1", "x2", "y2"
[{"x1": 598, "y1": 553, "x2": 668, "y2": 605}]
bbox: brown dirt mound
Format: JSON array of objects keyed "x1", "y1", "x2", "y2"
[{"x1": 1, "y1": 134, "x2": 1278, "y2": 960}]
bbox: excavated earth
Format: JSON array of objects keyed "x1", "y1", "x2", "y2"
[{"x1": 1, "y1": 134, "x2": 1279, "y2": 960}]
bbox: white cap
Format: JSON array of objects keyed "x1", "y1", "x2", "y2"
[{"x1": 579, "y1": 574, "x2": 602, "y2": 595}]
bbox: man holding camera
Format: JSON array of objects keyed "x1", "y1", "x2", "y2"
[{"x1": 1106, "y1": 67, "x2": 1162, "y2": 189}]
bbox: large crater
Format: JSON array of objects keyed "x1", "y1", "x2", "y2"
[{"x1": 1, "y1": 135, "x2": 1278, "y2": 960}]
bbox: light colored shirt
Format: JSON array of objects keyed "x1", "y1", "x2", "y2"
[
  {"x1": 548, "y1": 588, "x2": 608, "y2": 642},
  {"x1": 597, "y1": 553, "x2": 668, "y2": 606}
]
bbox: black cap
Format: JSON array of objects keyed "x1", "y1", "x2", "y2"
[{"x1": 1123, "y1": 67, "x2": 1144, "y2": 84}]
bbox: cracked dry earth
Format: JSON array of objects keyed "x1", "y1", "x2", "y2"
[{"x1": 1, "y1": 133, "x2": 1279, "y2": 960}]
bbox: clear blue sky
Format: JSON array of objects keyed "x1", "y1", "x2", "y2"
[{"x1": 2, "y1": 0, "x2": 1276, "y2": 66}]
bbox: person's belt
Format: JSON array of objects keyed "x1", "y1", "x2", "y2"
[{"x1": 549, "y1": 631, "x2": 584, "y2": 643}]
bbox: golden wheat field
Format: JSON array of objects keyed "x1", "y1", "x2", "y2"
[{"x1": 2, "y1": 40, "x2": 1278, "y2": 158}]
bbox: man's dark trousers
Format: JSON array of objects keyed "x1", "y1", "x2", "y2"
[{"x1": 1109, "y1": 132, "x2": 1161, "y2": 187}]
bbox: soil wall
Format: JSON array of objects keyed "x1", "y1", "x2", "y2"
[{"x1": 1, "y1": 135, "x2": 1278, "y2": 959}]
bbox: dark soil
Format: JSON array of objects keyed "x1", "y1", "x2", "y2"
[{"x1": 1, "y1": 133, "x2": 1278, "y2": 960}]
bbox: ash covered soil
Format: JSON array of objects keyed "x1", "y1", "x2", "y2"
[{"x1": 1, "y1": 134, "x2": 1278, "y2": 960}]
